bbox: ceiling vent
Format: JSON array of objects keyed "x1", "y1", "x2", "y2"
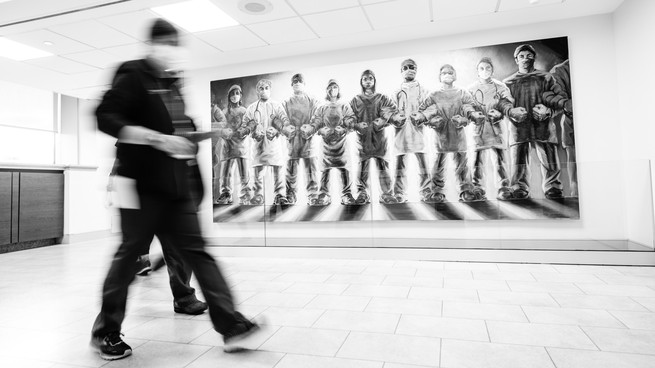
[{"x1": 238, "y1": 0, "x2": 273, "y2": 15}]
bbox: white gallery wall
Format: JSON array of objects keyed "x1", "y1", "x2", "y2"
[
  {"x1": 184, "y1": 11, "x2": 655, "y2": 247},
  {"x1": 613, "y1": 0, "x2": 655, "y2": 246}
]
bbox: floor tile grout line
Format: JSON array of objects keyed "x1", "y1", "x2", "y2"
[{"x1": 578, "y1": 325, "x2": 602, "y2": 351}]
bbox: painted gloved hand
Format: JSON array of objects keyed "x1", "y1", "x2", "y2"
[
  {"x1": 532, "y1": 104, "x2": 551, "y2": 121},
  {"x1": 354, "y1": 121, "x2": 369, "y2": 133},
  {"x1": 300, "y1": 124, "x2": 315, "y2": 139},
  {"x1": 391, "y1": 113, "x2": 406, "y2": 128},
  {"x1": 564, "y1": 99, "x2": 573, "y2": 117},
  {"x1": 372, "y1": 118, "x2": 387, "y2": 131},
  {"x1": 282, "y1": 125, "x2": 296, "y2": 139},
  {"x1": 469, "y1": 111, "x2": 486, "y2": 125},
  {"x1": 318, "y1": 126, "x2": 332, "y2": 137},
  {"x1": 334, "y1": 125, "x2": 347, "y2": 138},
  {"x1": 487, "y1": 109, "x2": 503, "y2": 124},
  {"x1": 410, "y1": 112, "x2": 426, "y2": 125},
  {"x1": 452, "y1": 114, "x2": 469, "y2": 129},
  {"x1": 425, "y1": 115, "x2": 446, "y2": 131},
  {"x1": 252, "y1": 127, "x2": 265, "y2": 142},
  {"x1": 265, "y1": 127, "x2": 279, "y2": 141},
  {"x1": 235, "y1": 127, "x2": 250, "y2": 139},
  {"x1": 221, "y1": 128, "x2": 234, "y2": 139},
  {"x1": 508, "y1": 107, "x2": 528, "y2": 123}
]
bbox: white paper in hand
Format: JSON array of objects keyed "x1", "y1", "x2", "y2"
[{"x1": 113, "y1": 176, "x2": 140, "y2": 209}]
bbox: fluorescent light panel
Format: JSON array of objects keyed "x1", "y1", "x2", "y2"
[
  {"x1": 0, "y1": 38, "x2": 53, "y2": 61},
  {"x1": 151, "y1": 0, "x2": 239, "y2": 33}
]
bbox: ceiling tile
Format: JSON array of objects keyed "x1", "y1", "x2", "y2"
[
  {"x1": 246, "y1": 18, "x2": 317, "y2": 44},
  {"x1": 498, "y1": 0, "x2": 564, "y2": 12},
  {"x1": 196, "y1": 26, "x2": 267, "y2": 51},
  {"x1": 97, "y1": 9, "x2": 160, "y2": 41},
  {"x1": 359, "y1": 0, "x2": 396, "y2": 4},
  {"x1": 432, "y1": 0, "x2": 497, "y2": 19},
  {"x1": 62, "y1": 50, "x2": 124, "y2": 69},
  {"x1": 211, "y1": 0, "x2": 297, "y2": 25},
  {"x1": 365, "y1": 0, "x2": 431, "y2": 29},
  {"x1": 303, "y1": 8, "x2": 371, "y2": 37},
  {"x1": 25, "y1": 56, "x2": 99, "y2": 75},
  {"x1": 285, "y1": 0, "x2": 359, "y2": 15},
  {"x1": 102, "y1": 43, "x2": 145, "y2": 62},
  {"x1": 5, "y1": 29, "x2": 93, "y2": 55},
  {"x1": 183, "y1": 35, "x2": 223, "y2": 64},
  {"x1": 48, "y1": 20, "x2": 138, "y2": 49}
]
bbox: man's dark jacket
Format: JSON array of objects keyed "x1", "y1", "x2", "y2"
[{"x1": 97, "y1": 59, "x2": 199, "y2": 200}]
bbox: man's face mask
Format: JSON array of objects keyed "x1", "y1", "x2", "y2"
[
  {"x1": 515, "y1": 51, "x2": 535, "y2": 71},
  {"x1": 151, "y1": 43, "x2": 188, "y2": 72},
  {"x1": 477, "y1": 63, "x2": 493, "y2": 80},
  {"x1": 258, "y1": 85, "x2": 271, "y2": 100},
  {"x1": 328, "y1": 85, "x2": 339, "y2": 98},
  {"x1": 361, "y1": 75, "x2": 375, "y2": 90},
  {"x1": 440, "y1": 68, "x2": 456, "y2": 84},
  {"x1": 292, "y1": 80, "x2": 304, "y2": 93},
  {"x1": 401, "y1": 63, "x2": 417, "y2": 81},
  {"x1": 229, "y1": 90, "x2": 241, "y2": 104}
]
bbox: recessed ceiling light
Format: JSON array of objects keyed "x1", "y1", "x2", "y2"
[
  {"x1": 151, "y1": 0, "x2": 239, "y2": 33},
  {"x1": 43, "y1": 41, "x2": 54, "y2": 46},
  {"x1": 0, "y1": 38, "x2": 53, "y2": 61},
  {"x1": 238, "y1": 0, "x2": 273, "y2": 15}
]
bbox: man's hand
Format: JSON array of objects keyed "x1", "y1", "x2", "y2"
[
  {"x1": 425, "y1": 116, "x2": 446, "y2": 131},
  {"x1": 532, "y1": 104, "x2": 551, "y2": 121},
  {"x1": 282, "y1": 125, "x2": 296, "y2": 139},
  {"x1": 452, "y1": 115, "x2": 469, "y2": 129},
  {"x1": 487, "y1": 109, "x2": 503, "y2": 124},
  {"x1": 266, "y1": 127, "x2": 279, "y2": 140},
  {"x1": 508, "y1": 107, "x2": 528, "y2": 123},
  {"x1": 150, "y1": 135, "x2": 196, "y2": 156},
  {"x1": 469, "y1": 111, "x2": 486, "y2": 125},
  {"x1": 300, "y1": 124, "x2": 315, "y2": 139}
]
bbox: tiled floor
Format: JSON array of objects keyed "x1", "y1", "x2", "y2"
[{"x1": 2, "y1": 238, "x2": 655, "y2": 367}]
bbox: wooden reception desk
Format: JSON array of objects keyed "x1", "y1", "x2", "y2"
[{"x1": 1, "y1": 165, "x2": 64, "y2": 253}]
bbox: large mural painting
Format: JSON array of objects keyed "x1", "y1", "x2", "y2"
[{"x1": 210, "y1": 37, "x2": 578, "y2": 222}]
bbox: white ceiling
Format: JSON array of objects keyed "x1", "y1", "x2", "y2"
[{"x1": 0, "y1": 0, "x2": 625, "y2": 99}]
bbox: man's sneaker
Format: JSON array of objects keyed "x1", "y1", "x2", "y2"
[
  {"x1": 394, "y1": 194, "x2": 408, "y2": 203},
  {"x1": 354, "y1": 192, "x2": 370, "y2": 205},
  {"x1": 91, "y1": 332, "x2": 132, "y2": 360},
  {"x1": 512, "y1": 188, "x2": 530, "y2": 199},
  {"x1": 135, "y1": 255, "x2": 151, "y2": 276},
  {"x1": 174, "y1": 296, "x2": 208, "y2": 315},
  {"x1": 379, "y1": 194, "x2": 397, "y2": 204},
  {"x1": 223, "y1": 317, "x2": 264, "y2": 353},
  {"x1": 216, "y1": 192, "x2": 233, "y2": 205},
  {"x1": 250, "y1": 194, "x2": 264, "y2": 205},
  {"x1": 272, "y1": 194, "x2": 289, "y2": 205},
  {"x1": 341, "y1": 193, "x2": 356, "y2": 205},
  {"x1": 544, "y1": 187, "x2": 564, "y2": 200}
]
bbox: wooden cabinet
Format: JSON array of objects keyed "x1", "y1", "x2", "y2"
[
  {"x1": 0, "y1": 172, "x2": 11, "y2": 244},
  {"x1": 0, "y1": 168, "x2": 64, "y2": 248}
]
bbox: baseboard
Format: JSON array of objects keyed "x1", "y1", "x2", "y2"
[
  {"x1": 205, "y1": 245, "x2": 655, "y2": 266},
  {"x1": 61, "y1": 230, "x2": 116, "y2": 244}
]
